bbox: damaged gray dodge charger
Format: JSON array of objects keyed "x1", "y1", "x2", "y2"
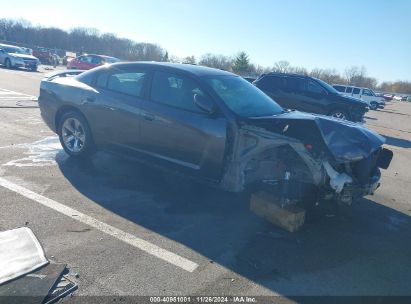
[{"x1": 38, "y1": 62, "x2": 393, "y2": 208}]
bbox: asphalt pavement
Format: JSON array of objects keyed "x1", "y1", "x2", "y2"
[{"x1": 1, "y1": 65, "x2": 411, "y2": 302}]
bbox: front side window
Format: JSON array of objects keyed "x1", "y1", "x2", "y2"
[
  {"x1": 79, "y1": 56, "x2": 92, "y2": 63},
  {"x1": 205, "y1": 75, "x2": 283, "y2": 118},
  {"x1": 346, "y1": 87, "x2": 353, "y2": 93},
  {"x1": 362, "y1": 89, "x2": 372, "y2": 96},
  {"x1": 97, "y1": 70, "x2": 146, "y2": 97},
  {"x1": 306, "y1": 80, "x2": 326, "y2": 94},
  {"x1": 150, "y1": 71, "x2": 205, "y2": 113},
  {"x1": 256, "y1": 76, "x2": 285, "y2": 92}
]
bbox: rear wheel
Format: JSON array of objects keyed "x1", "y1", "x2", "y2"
[
  {"x1": 58, "y1": 112, "x2": 94, "y2": 158},
  {"x1": 5, "y1": 58, "x2": 12, "y2": 69},
  {"x1": 329, "y1": 109, "x2": 349, "y2": 120}
]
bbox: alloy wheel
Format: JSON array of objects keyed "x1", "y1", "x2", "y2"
[
  {"x1": 331, "y1": 112, "x2": 346, "y2": 120},
  {"x1": 61, "y1": 118, "x2": 86, "y2": 153}
]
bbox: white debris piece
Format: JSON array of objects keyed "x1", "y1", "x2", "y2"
[
  {"x1": 323, "y1": 161, "x2": 353, "y2": 193},
  {"x1": 0, "y1": 227, "x2": 48, "y2": 285}
]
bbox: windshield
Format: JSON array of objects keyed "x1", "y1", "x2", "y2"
[
  {"x1": 204, "y1": 75, "x2": 283, "y2": 117},
  {"x1": 2, "y1": 46, "x2": 24, "y2": 54},
  {"x1": 316, "y1": 78, "x2": 340, "y2": 94}
]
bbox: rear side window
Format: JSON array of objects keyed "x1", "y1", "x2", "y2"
[
  {"x1": 353, "y1": 88, "x2": 361, "y2": 94},
  {"x1": 96, "y1": 70, "x2": 147, "y2": 98},
  {"x1": 285, "y1": 77, "x2": 305, "y2": 92},
  {"x1": 91, "y1": 56, "x2": 102, "y2": 65},
  {"x1": 333, "y1": 85, "x2": 345, "y2": 92},
  {"x1": 150, "y1": 71, "x2": 205, "y2": 113},
  {"x1": 346, "y1": 87, "x2": 353, "y2": 93}
]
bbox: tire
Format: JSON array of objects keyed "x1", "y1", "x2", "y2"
[
  {"x1": 30, "y1": 66, "x2": 38, "y2": 72},
  {"x1": 58, "y1": 111, "x2": 94, "y2": 158},
  {"x1": 5, "y1": 58, "x2": 12, "y2": 69},
  {"x1": 370, "y1": 102, "x2": 378, "y2": 110},
  {"x1": 329, "y1": 108, "x2": 349, "y2": 120}
]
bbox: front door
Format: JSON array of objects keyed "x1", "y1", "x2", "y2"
[{"x1": 137, "y1": 70, "x2": 227, "y2": 180}]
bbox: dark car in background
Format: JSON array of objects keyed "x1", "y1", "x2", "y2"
[
  {"x1": 38, "y1": 62, "x2": 392, "y2": 209},
  {"x1": 67, "y1": 54, "x2": 120, "y2": 70},
  {"x1": 253, "y1": 73, "x2": 368, "y2": 122}
]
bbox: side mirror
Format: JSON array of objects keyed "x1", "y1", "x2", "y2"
[{"x1": 194, "y1": 94, "x2": 215, "y2": 114}]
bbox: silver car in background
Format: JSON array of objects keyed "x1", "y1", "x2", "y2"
[{"x1": 0, "y1": 43, "x2": 40, "y2": 71}]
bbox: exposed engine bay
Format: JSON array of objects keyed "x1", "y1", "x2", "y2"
[{"x1": 220, "y1": 111, "x2": 393, "y2": 208}]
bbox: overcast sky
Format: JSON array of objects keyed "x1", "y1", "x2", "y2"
[{"x1": 2, "y1": 0, "x2": 411, "y2": 82}]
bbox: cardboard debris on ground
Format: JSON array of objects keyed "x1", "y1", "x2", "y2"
[
  {"x1": 0, "y1": 227, "x2": 78, "y2": 303},
  {"x1": 250, "y1": 191, "x2": 306, "y2": 232},
  {"x1": 0, "y1": 227, "x2": 48, "y2": 285}
]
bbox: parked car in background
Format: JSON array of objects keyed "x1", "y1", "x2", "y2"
[
  {"x1": 383, "y1": 93, "x2": 394, "y2": 101},
  {"x1": 332, "y1": 85, "x2": 385, "y2": 110},
  {"x1": 401, "y1": 95, "x2": 409, "y2": 101},
  {"x1": 253, "y1": 73, "x2": 368, "y2": 122},
  {"x1": 38, "y1": 62, "x2": 392, "y2": 209},
  {"x1": 393, "y1": 95, "x2": 403, "y2": 101},
  {"x1": 0, "y1": 43, "x2": 40, "y2": 71},
  {"x1": 67, "y1": 54, "x2": 120, "y2": 70},
  {"x1": 33, "y1": 48, "x2": 53, "y2": 64}
]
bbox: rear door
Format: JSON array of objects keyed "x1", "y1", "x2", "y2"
[
  {"x1": 82, "y1": 66, "x2": 150, "y2": 149},
  {"x1": 90, "y1": 55, "x2": 103, "y2": 68},
  {"x1": 138, "y1": 69, "x2": 227, "y2": 180},
  {"x1": 256, "y1": 75, "x2": 288, "y2": 107},
  {"x1": 299, "y1": 78, "x2": 329, "y2": 114},
  {"x1": 345, "y1": 86, "x2": 353, "y2": 96},
  {"x1": 77, "y1": 55, "x2": 94, "y2": 70},
  {"x1": 282, "y1": 76, "x2": 306, "y2": 110}
]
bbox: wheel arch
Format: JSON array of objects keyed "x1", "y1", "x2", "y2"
[{"x1": 55, "y1": 105, "x2": 88, "y2": 133}]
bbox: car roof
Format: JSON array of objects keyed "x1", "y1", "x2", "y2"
[
  {"x1": 264, "y1": 72, "x2": 309, "y2": 78},
  {"x1": 109, "y1": 62, "x2": 234, "y2": 77}
]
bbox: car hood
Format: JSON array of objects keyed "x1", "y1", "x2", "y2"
[
  {"x1": 336, "y1": 93, "x2": 369, "y2": 107},
  {"x1": 247, "y1": 111, "x2": 385, "y2": 163},
  {"x1": 9, "y1": 53, "x2": 38, "y2": 60}
]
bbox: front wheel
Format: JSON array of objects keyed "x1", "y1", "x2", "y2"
[
  {"x1": 58, "y1": 112, "x2": 94, "y2": 158},
  {"x1": 370, "y1": 102, "x2": 378, "y2": 110},
  {"x1": 329, "y1": 109, "x2": 349, "y2": 120}
]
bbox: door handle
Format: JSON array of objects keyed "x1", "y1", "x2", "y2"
[
  {"x1": 85, "y1": 96, "x2": 96, "y2": 102},
  {"x1": 81, "y1": 96, "x2": 96, "y2": 105},
  {"x1": 143, "y1": 113, "x2": 155, "y2": 121}
]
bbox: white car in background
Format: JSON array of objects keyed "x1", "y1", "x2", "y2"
[
  {"x1": 0, "y1": 43, "x2": 40, "y2": 71},
  {"x1": 333, "y1": 84, "x2": 386, "y2": 110}
]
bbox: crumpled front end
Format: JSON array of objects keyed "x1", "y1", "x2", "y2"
[{"x1": 220, "y1": 111, "x2": 393, "y2": 207}]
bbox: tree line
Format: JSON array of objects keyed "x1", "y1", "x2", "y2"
[{"x1": 0, "y1": 18, "x2": 410, "y2": 94}]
